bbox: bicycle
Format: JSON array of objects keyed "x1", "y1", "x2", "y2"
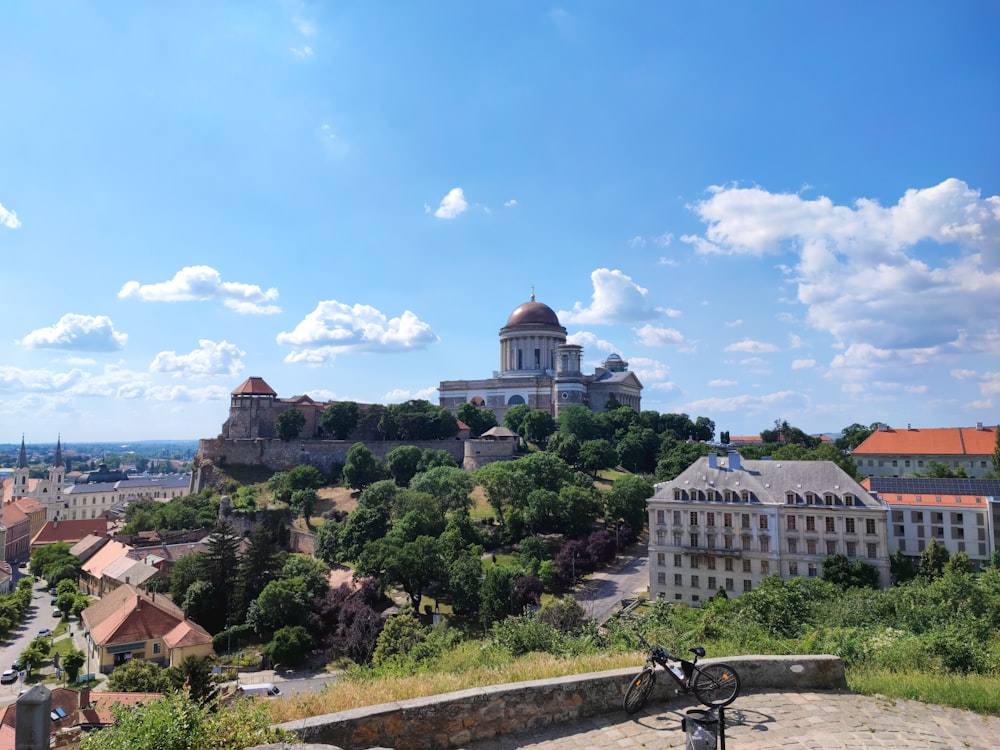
[{"x1": 623, "y1": 633, "x2": 741, "y2": 713}]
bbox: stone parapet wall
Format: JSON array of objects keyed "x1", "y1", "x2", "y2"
[{"x1": 282, "y1": 655, "x2": 846, "y2": 750}]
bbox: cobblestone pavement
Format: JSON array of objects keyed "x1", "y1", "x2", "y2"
[{"x1": 461, "y1": 689, "x2": 1000, "y2": 750}]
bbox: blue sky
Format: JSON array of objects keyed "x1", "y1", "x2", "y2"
[{"x1": 2, "y1": 2, "x2": 998, "y2": 444}]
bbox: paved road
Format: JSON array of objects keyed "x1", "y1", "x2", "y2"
[
  {"x1": 462, "y1": 688, "x2": 1000, "y2": 749},
  {"x1": 0, "y1": 577, "x2": 65, "y2": 703},
  {"x1": 572, "y1": 539, "x2": 649, "y2": 624}
]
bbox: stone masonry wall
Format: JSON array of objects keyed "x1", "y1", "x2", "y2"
[{"x1": 282, "y1": 655, "x2": 847, "y2": 750}]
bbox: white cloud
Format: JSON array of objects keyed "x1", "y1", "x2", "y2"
[
  {"x1": 293, "y1": 17, "x2": 316, "y2": 36},
  {"x1": 18, "y1": 314, "x2": 127, "y2": 352},
  {"x1": 682, "y1": 179, "x2": 1000, "y2": 363},
  {"x1": 291, "y1": 45, "x2": 314, "y2": 58},
  {"x1": 504, "y1": 199, "x2": 517, "y2": 208},
  {"x1": 628, "y1": 236, "x2": 646, "y2": 248},
  {"x1": 657, "y1": 257, "x2": 679, "y2": 267},
  {"x1": 150, "y1": 339, "x2": 246, "y2": 379},
  {"x1": 950, "y1": 369, "x2": 977, "y2": 381},
  {"x1": 725, "y1": 319, "x2": 743, "y2": 328},
  {"x1": 709, "y1": 379, "x2": 737, "y2": 387},
  {"x1": 383, "y1": 386, "x2": 438, "y2": 403},
  {"x1": 725, "y1": 339, "x2": 779, "y2": 354},
  {"x1": 559, "y1": 268, "x2": 660, "y2": 324},
  {"x1": 792, "y1": 359, "x2": 817, "y2": 370},
  {"x1": 681, "y1": 390, "x2": 807, "y2": 418},
  {"x1": 434, "y1": 188, "x2": 468, "y2": 219},
  {"x1": 119, "y1": 266, "x2": 280, "y2": 315},
  {"x1": 566, "y1": 331, "x2": 616, "y2": 353},
  {"x1": 633, "y1": 324, "x2": 688, "y2": 348},
  {"x1": 628, "y1": 356, "x2": 672, "y2": 385},
  {"x1": 0, "y1": 202, "x2": 20, "y2": 229},
  {"x1": 277, "y1": 300, "x2": 439, "y2": 363},
  {"x1": 789, "y1": 334, "x2": 804, "y2": 349},
  {"x1": 979, "y1": 371, "x2": 1000, "y2": 396},
  {"x1": 654, "y1": 232, "x2": 674, "y2": 247}
]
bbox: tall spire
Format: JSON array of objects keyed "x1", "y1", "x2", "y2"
[
  {"x1": 54, "y1": 435, "x2": 63, "y2": 467},
  {"x1": 17, "y1": 436, "x2": 28, "y2": 468}
]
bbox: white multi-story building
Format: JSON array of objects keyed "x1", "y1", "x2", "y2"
[
  {"x1": 865, "y1": 477, "x2": 1000, "y2": 565},
  {"x1": 648, "y1": 454, "x2": 891, "y2": 604}
]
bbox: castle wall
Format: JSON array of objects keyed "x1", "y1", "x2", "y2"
[{"x1": 463, "y1": 439, "x2": 517, "y2": 471}]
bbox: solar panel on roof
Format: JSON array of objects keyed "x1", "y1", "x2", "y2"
[
  {"x1": 868, "y1": 477, "x2": 1000, "y2": 496},
  {"x1": 55, "y1": 707, "x2": 67, "y2": 718}
]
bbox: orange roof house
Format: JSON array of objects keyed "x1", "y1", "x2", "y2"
[
  {"x1": 78, "y1": 539, "x2": 134, "y2": 596},
  {"x1": 30, "y1": 518, "x2": 109, "y2": 550},
  {"x1": 81, "y1": 584, "x2": 212, "y2": 675},
  {"x1": 852, "y1": 424, "x2": 997, "y2": 479}
]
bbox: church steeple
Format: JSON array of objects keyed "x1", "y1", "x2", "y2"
[
  {"x1": 17, "y1": 437, "x2": 28, "y2": 468},
  {"x1": 54, "y1": 436, "x2": 63, "y2": 467}
]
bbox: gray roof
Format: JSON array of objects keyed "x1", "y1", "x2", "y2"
[{"x1": 655, "y1": 456, "x2": 881, "y2": 508}]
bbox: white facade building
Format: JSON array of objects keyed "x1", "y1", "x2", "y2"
[{"x1": 648, "y1": 454, "x2": 891, "y2": 604}]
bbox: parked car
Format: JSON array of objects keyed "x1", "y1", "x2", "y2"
[
  {"x1": 38, "y1": 628, "x2": 51, "y2": 637},
  {"x1": 1, "y1": 670, "x2": 17, "y2": 685},
  {"x1": 52, "y1": 608, "x2": 62, "y2": 618},
  {"x1": 12, "y1": 659, "x2": 21, "y2": 670},
  {"x1": 50, "y1": 597, "x2": 57, "y2": 605}
]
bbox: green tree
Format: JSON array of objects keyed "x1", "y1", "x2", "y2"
[
  {"x1": 200, "y1": 521, "x2": 241, "y2": 633},
  {"x1": 520, "y1": 409, "x2": 556, "y2": 446},
  {"x1": 339, "y1": 505, "x2": 391, "y2": 562},
  {"x1": 106, "y1": 658, "x2": 177, "y2": 693},
  {"x1": 372, "y1": 608, "x2": 428, "y2": 667},
  {"x1": 169, "y1": 552, "x2": 206, "y2": 606},
  {"x1": 409, "y1": 465, "x2": 475, "y2": 513},
  {"x1": 81, "y1": 690, "x2": 291, "y2": 750},
  {"x1": 993, "y1": 426, "x2": 1000, "y2": 476},
  {"x1": 416, "y1": 448, "x2": 458, "y2": 472},
  {"x1": 445, "y1": 551, "x2": 483, "y2": 615},
  {"x1": 343, "y1": 442, "x2": 388, "y2": 491},
  {"x1": 502, "y1": 403, "x2": 532, "y2": 435},
  {"x1": 604, "y1": 474, "x2": 653, "y2": 532},
  {"x1": 320, "y1": 400, "x2": 361, "y2": 440},
  {"x1": 578, "y1": 439, "x2": 617, "y2": 476},
  {"x1": 835, "y1": 422, "x2": 875, "y2": 451},
  {"x1": 475, "y1": 460, "x2": 532, "y2": 524},
  {"x1": 889, "y1": 548, "x2": 917, "y2": 584},
  {"x1": 821, "y1": 553, "x2": 879, "y2": 590},
  {"x1": 266, "y1": 625, "x2": 313, "y2": 667},
  {"x1": 280, "y1": 554, "x2": 331, "y2": 600},
  {"x1": 537, "y1": 596, "x2": 588, "y2": 633},
  {"x1": 919, "y1": 461, "x2": 968, "y2": 478},
  {"x1": 64, "y1": 648, "x2": 85, "y2": 684},
  {"x1": 557, "y1": 405, "x2": 603, "y2": 442},
  {"x1": 315, "y1": 517, "x2": 344, "y2": 565},
  {"x1": 233, "y1": 526, "x2": 282, "y2": 621},
  {"x1": 386, "y1": 445, "x2": 422, "y2": 486},
  {"x1": 276, "y1": 408, "x2": 306, "y2": 441},
  {"x1": 171, "y1": 654, "x2": 217, "y2": 704},
  {"x1": 247, "y1": 577, "x2": 311, "y2": 638},
  {"x1": 479, "y1": 564, "x2": 520, "y2": 628},
  {"x1": 457, "y1": 402, "x2": 498, "y2": 438},
  {"x1": 919, "y1": 538, "x2": 950, "y2": 579},
  {"x1": 289, "y1": 487, "x2": 318, "y2": 523}
]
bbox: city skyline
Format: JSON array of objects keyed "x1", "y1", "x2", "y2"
[{"x1": 2, "y1": 3, "x2": 998, "y2": 442}]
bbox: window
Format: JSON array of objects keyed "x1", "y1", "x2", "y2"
[
  {"x1": 658, "y1": 572, "x2": 667, "y2": 585},
  {"x1": 845, "y1": 518, "x2": 855, "y2": 533},
  {"x1": 723, "y1": 513, "x2": 733, "y2": 528},
  {"x1": 759, "y1": 515, "x2": 768, "y2": 530},
  {"x1": 674, "y1": 574, "x2": 682, "y2": 586},
  {"x1": 743, "y1": 579, "x2": 752, "y2": 592},
  {"x1": 951, "y1": 512, "x2": 963, "y2": 525},
  {"x1": 657, "y1": 510, "x2": 665, "y2": 525},
  {"x1": 691, "y1": 575, "x2": 700, "y2": 588},
  {"x1": 898, "y1": 540, "x2": 905, "y2": 552},
  {"x1": 673, "y1": 510, "x2": 682, "y2": 525},
  {"x1": 825, "y1": 517, "x2": 835, "y2": 533},
  {"x1": 708, "y1": 576, "x2": 716, "y2": 590},
  {"x1": 893, "y1": 525, "x2": 905, "y2": 536},
  {"x1": 866, "y1": 543, "x2": 877, "y2": 559},
  {"x1": 789, "y1": 562, "x2": 799, "y2": 576},
  {"x1": 741, "y1": 537, "x2": 751, "y2": 551},
  {"x1": 724, "y1": 558, "x2": 734, "y2": 572},
  {"x1": 706, "y1": 557, "x2": 716, "y2": 570},
  {"x1": 673, "y1": 489, "x2": 681, "y2": 500},
  {"x1": 788, "y1": 539, "x2": 797, "y2": 554},
  {"x1": 706, "y1": 512, "x2": 716, "y2": 527},
  {"x1": 741, "y1": 514, "x2": 750, "y2": 529},
  {"x1": 787, "y1": 516, "x2": 797, "y2": 531},
  {"x1": 911, "y1": 511, "x2": 924, "y2": 522},
  {"x1": 760, "y1": 560, "x2": 769, "y2": 575},
  {"x1": 891, "y1": 510, "x2": 903, "y2": 522},
  {"x1": 690, "y1": 511, "x2": 698, "y2": 525},
  {"x1": 931, "y1": 512, "x2": 944, "y2": 524},
  {"x1": 742, "y1": 559, "x2": 751, "y2": 573},
  {"x1": 824, "y1": 494, "x2": 834, "y2": 506},
  {"x1": 674, "y1": 554, "x2": 682, "y2": 567},
  {"x1": 807, "y1": 540, "x2": 817, "y2": 555},
  {"x1": 725, "y1": 578, "x2": 734, "y2": 591},
  {"x1": 657, "y1": 553, "x2": 666, "y2": 566},
  {"x1": 808, "y1": 563, "x2": 818, "y2": 577},
  {"x1": 826, "y1": 541, "x2": 837, "y2": 555},
  {"x1": 865, "y1": 518, "x2": 876, "y2": 534},
  {"x1": 759, "y1": 539, "x2": 769, "y2": 552},
  {"x1": 690, "y1": 556, "x2": 700, "y2": 569},
  {"x1": 707, "y1": 490, "x2": 715, "y2": 501},
  {"x1": 917, "y1": 525, "x2": 925, "y2": 538},
  {"x1": 951, "y1": 527, "x2": 964, "y2": 540},
  {"x1": 806, "y1": 516, "x2": 816, "y2": 532},
  {"x1": 690, "y1": 533, "x2": 699, "y2": 547},
  {"x1": 152, "y1": 642, "x2": 161, "y2": 655}
]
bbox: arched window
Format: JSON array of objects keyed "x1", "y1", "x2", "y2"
[{"x1": 507, "y1": 395, "x2": 526, "y2": 405}]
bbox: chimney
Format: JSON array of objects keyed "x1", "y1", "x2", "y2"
[
  {"x1": 707, "y1": 453, "x2": 717, "y2": 469},
  {"x1": 728, "y1": 452, "x2": 742, "y2": 471},
  {"x1": 79, "y1": 687, "x2": 90, "y2": 709},
  {"x1": 977, "y1": 422, "x2": 984, "y2": 430}
]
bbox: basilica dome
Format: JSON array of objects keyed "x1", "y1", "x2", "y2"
[{"x1": 505, "y1": 299, "x2": 561, "y2": 327}]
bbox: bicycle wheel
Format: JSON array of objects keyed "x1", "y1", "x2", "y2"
[
  {"x1": 692, "y1": 662, "x2": 740, "y2": 707},
  {"x1": 623, "y1": 667, "x2": 656, "y2": 714}
]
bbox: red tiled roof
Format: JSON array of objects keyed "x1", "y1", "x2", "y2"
[
  {"x1": 877, "y1": 492, "x2": 987, "y2": 508},
  {"x1": 31, "y1": 518, "x2": 109, "y2": 547},
  {"x1": 232, "y1": 376, "x2": 277, "y2": 396},
  {"x1": 853, "y1": 426, "x2": 996, "y2": 456}
]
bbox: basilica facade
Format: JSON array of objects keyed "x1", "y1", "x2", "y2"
[{"x1": 438, "y1": 295, "x2": 642, "y2": 422}]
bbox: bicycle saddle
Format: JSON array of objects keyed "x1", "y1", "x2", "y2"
[{"x1": 689, "y1": 646, "x2": 706, "y2": 657}]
